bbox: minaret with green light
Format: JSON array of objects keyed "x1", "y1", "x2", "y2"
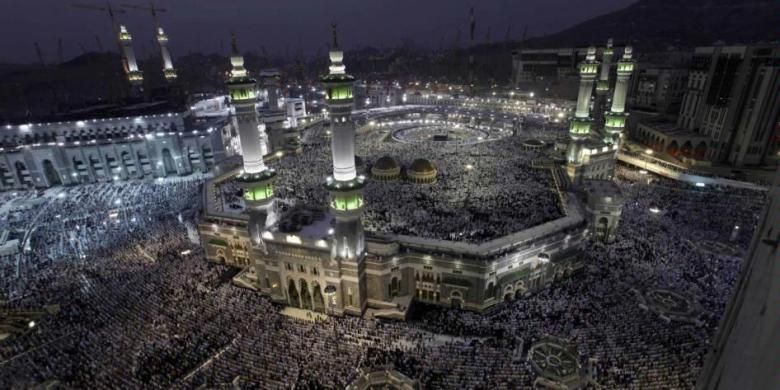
[
  {"x1": 605, "y1": 46, "x2": 634, "y2": 145},
  {"x1": 117, "y1": 25, "x2": 143, "y2": 90},
  {"x1": 226, "y1": 34, "x2": 277, "y2": 239},
  {"x1": 566, "y1": 46, "x2": 599, "y2": 184},
  {"x1": 322, "y1": 24, "x2": 367, "y2": 315},
  {"x1": 596, "y1": 39, "x2": 614, "y2": 95}
]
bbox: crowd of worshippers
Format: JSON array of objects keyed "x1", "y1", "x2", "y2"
[
  {"x1": 0, "y1": 163, "x2": 767, "y2": 389},
  {"x1": 231, "y1": 125, "x2": 565, "y2": 243}
]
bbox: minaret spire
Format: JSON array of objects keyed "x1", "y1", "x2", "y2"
[
  {"x1": 605, "y1": 45, "x2": 635, "y2": 145},
  {"x1": 226, "y1": 32, "x2": 277, "y2": 243},
  {"x1": 321, "y1": 23, "x2": 367, "y2": 315},
  {"x1": 331, "y1": 23, "x2": 339, "y2": 50},
  {"x1": 565, "y1": 46, "x2": 599, "y2": 185}
]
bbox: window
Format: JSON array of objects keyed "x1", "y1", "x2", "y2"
[
  {"x1": 328, "y1": 86, "x2": 353, "y2": 100},
  {"x1": 299, "y1": 265, "x2": 305, "y2": 273},
  {"x1": 312, "y1": 267, "x2": 319, "y2": 276}
]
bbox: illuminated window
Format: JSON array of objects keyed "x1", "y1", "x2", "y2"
[
  {"x1": 328, "y1": 86, "x2": 352, "y2": 100},
  {"x1": 331, "y1": 194, "x2": 363, "y2": 210}
]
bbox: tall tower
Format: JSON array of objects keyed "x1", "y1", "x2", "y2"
[
  {"x1": 321, "y1": 24, "x2": 367, "y2": 315},
  {"x1": 156, "y1": 27, "x2": 177, "y2": 82},
  {"x1": 605, "y1": 46, "x2": 634, "y2": 145},
  {"x1": 596, "y1": 39, "x2": 614, "y2": 94},
  {"x1": 467, "y1": 7, "x2": 476, "y2": 90},
  {"x1": 117, "y1": 25, "x2": 143, "y2": 89},
  {"x1": 566, "y1": 46, "x2": 599, "y2": 184},
  {"x1": 226, "y1": 35, "x2": 277, "y2": 237},
  {"x1": 593, "y1": 39, "x2": 614, "y2": 135}
]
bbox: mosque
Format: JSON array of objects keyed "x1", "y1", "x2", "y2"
[{"x1": 198, "y1": 28, "x2": 626, "y2": 318}]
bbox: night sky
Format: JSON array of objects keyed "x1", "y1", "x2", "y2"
[{"x1": 0, "y1": 0, "x2": 636, "y2": 63}]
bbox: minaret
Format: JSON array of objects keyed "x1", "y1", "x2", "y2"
[
  {"x1": 605, "y1": 46, "x2": 634, "y2": 145},
  {"x1": 566, "y1": 46, "x2": 599, "y2": 185},
  {"x1": 117, "y1": 25, "x2": 143, "y2": 89},
  {"x1": 592, "y1": 39, "x2": 614, "y2": 135},
  {"x1": 321, "y1": 24, "x2": 367, "y2": 315},
  {"x1": 596, "y1": 39, "x2": 614, "y2": 94},
  {"x1": 156, "y1": 27, "x2": 177, "y2": 82},
  {"x1": 467, "y1": 7, "x2": 476, "y2": 90},
  {"x1": 226, "y1": 34, "x2": 277, "y2": 239}
]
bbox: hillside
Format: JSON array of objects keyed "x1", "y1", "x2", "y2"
[{"x1": 525, "y1": 0, "x2": 780, "y2": 49}]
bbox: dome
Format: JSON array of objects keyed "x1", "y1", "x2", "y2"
[
  {"x1": 406, "y1": 158, "x2": 437, "y2": 184},
  {"x1": 371, "y1": 155, "x2": 401, "y2": 181},
  {"x1": 410, "y1": 158, "x2": 435, "y2": 174},
  {"x1": 374, "y1": 156, "x2": 398, "y2": 170}
]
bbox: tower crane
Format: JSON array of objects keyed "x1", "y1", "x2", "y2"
[{"x1": 34, "y1": 42, "x2": 45, "y2": 66}]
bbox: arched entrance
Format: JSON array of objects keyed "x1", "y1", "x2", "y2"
[
  {"x1": 694, "y1": 141, "x2": 707, "y2": 160},
  {"x1": 514, "y1": 282, "x2": 527, "y2": 299},
  {"x1": 485, "y1": 282, "x2": 495, "y2": 300},
  {"x1": 299, "y1": 279, "x2": 312, "y2": 310},
  {"x1": 666, "y1": 141, "x2": 679, "y2": 157},
  {"x1": 596, "y1": 217, "x2": 609, "y2": 241},
  {"x1": 14, "y1": 161, "x2": 29, "y2": 186},
  {"x1": 41, "y1": 160, "x2": 61, "y2": 186},
  {"x1": 288, "y1": 279, "x2": 300, "y2": 308},
  {"x1": 389, "y1": 276, "x2": 400, "y2": 298},
  {"x1": 312, "y1": 283, "x2": 325, "y2": 312},
  {"x1": 121, "y1": 151, "x2": 135, "y2": 175},
  {"x1": 681, "y1": 141, "x2": 693, "y2": 158},
  {"x1": 450, "y1": 291, "x2": 462, "y2": 309},
  {"x1": 161, "y1": 149, "x2": 176, "y2": 175},
  {"x1": 88, "y1": 154, "x2": 103, "y2": 177},
  {"x1": 202, "y1": 146, "x2": 213, "y2": 170}
]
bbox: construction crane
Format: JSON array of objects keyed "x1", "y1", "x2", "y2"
[
  {"x1": 58, "y1": 38, "x2": 65, "y2": 64},
  {"x1": 34, "y1": 42, "x2": 45, "y2": 66},
  {"x1": 72, "y1": 2, "x2": 127, "y2": 54},
  {"x1": 121, "y1": 2, "x2": 177, "y2": 81},
  {"x1": 95, "y1": 35, "x2": 104, "y2": 52},
  {"x1": 120, "y1": 2, "x2": 166, "y2": 27}
]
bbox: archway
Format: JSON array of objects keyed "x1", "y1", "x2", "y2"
[
  {"x1": 288, "y1": 279, "x2": 300, "y2": 308},
  {"x1": 121, "y1": 151, "x2": 135, "y2": 175},
  {"x1": 514, "y1": 282, "x2": 527, "y2": 299},
  {"x1": 299, "y1": 279, "x2": 312, "y2": 310},
  {"x1": 389, "y1": 276, "x2": 400, "y2": 298},
  {"x1": 137, "y1": 151, "x2": 151, "y2": 175},
  {"x1": 694, "y1": 141, "x2": 707, "y2": 160},
  {"x1": 0, "y1": 164, "x2": 11, "y2": 186},
  {"x1": 14, "y1": 161, "x2": 29, "y2": 186},
  {"x1": 88, "y1": 154, "x2": 103, "y2": 177},
  {"x1": 666, "y1": 141, "x2": 679, "y2": 157},
  {"x1": 312, "y1": 283, "x2": 325, "y2": 312},
  {"x1": 596, "y1": 217, "x2": 609, "y2": 240},
  {"x1": 485, "y1": 282, "x2": 495, "y2": 300},
  {"x1": 681, "y1": 141, "x2": 693, "y2": 158},
  {"x1": 450, "y1": 291, "x2": 462, "y2": 309},
  {"x1": 202, "y1": 146, "x2": 213, "y2": 169},
  {"x1": 41, "y1": 160, "x2": 61, "y2": 186},
  {"x1": 161, "y1": 149, "x2": 176, "y2": 175}
]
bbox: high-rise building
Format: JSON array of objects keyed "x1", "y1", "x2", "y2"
[
  {"x1": 696, "y1": 166, "x2": 780, "y2": 390},
  {"x1": 677, "y1": 45, "x2": 780, "y2": 166},
  {"x1": 321, "y1": 25, "x2": 367, "y2": 315}
]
